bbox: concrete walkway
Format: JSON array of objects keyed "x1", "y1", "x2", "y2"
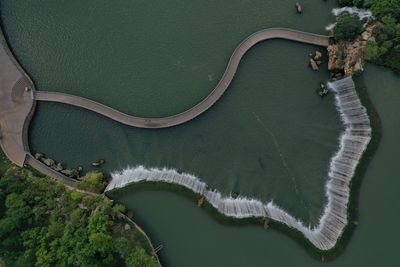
[
  {"x1": 0, "y1": 27, "x2": 77, "y2": 186},
  {"x1": 0, "y1": 26, "x2": 329, "y2": 180},
  {"x1": 0, "y1": 28, "x2": 34, "y2": 166},
  {"x1": 35, "y1": 28, "x2": 330, "y2": 128}
]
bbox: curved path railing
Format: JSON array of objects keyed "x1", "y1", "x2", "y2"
[{"x1": 34, "y1": 28, "x2": 330, "y2": 128}]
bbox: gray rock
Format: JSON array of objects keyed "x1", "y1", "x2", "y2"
[
  {"x1": 34, "y1": 153, "x2": 44, "y2": 160},
  {"x1": 309, "y1": 58, "x2": 319, "y2": 71},
  {"x1": 53, "y1": 163, "x2": 64, "y2": 172},
  {"x1": 61, "y1": 169, "x2": 73, "y2": 176},
  {"x1": 42, "y1": 158, "x2": 55, "y2": 167},
  {"x1": 361, "y1": 31, "x2": 370, "y2": 41},
  {"x1": 124, "y1": 224, "x2": 131, "y2": 231},
  {"x1": 314, "y1": 51, "x2": 322, "y2": 61}
]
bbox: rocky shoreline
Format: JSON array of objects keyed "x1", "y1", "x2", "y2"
[
  {"x1": 34, "y1": 152, "x2": 105, "y2": 179},
  {"x1": 327, "y1": 25, "x2": 375, "y2": 76}
]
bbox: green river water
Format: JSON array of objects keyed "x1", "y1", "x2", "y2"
[{"x1": 1, "y1": 0, "x2": 399, "y2": 266}]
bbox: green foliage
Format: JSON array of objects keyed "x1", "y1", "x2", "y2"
[
  {"x1": 336, "y1": 0, "x2": 400, "y2": 71},
  {"x1": 126, "y1": 248, "x2": 159, "y2": 267},
  {"x1": 333, "y1": 13, "x2": 364, "y2": 41},
  {"x1": 364, "y1": 40, "x2": 388, "y2": 60},
  {"x1": 371, "y1": 0, "x2": 400, "y2": 19},
  {"x1": 338, "y1": 0, "x2": 355, "y2": 6},
  {"x1": 0, "y1": 163, "x2": 158, "y2": 267},
  {"x1": 76, "y1": 170, "x2": 106, "y2": 193}
]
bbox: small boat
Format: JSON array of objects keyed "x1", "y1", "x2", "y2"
[
  {"x1": 91, "y1": 161, "x2": 101, "y2": 167},
  {"x1": 295, "y1": 2, "x2": 302, "y2": 14}
]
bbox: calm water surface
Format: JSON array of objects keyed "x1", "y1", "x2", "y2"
[
  {"x1": 1, "y1": 0, "x2": 341, "y2": 224},
  {"x1": 2, "y1": 1, "x2": 397, "y2": 266},
  {"x1": 114, "y1": 65, "x2": 400, "y2": 267}
]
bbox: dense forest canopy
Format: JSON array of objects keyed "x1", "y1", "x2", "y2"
[
  {"x1": 0, "y1": 156, "x2": 158, "y2": 267},
  {"x1": 336, "y1": 0, "x2": 400, "y2": 71}
]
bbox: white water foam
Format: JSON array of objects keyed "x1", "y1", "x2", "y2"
[
  {"x1": 326, "y1": 7, "x2": 374, "y2": 31},
  {"x1": 106, "y1": 77, "x2": 371, "y2": 250}
]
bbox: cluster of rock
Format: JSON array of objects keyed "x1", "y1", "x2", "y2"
[
  {"x1": 34, "y1": 153, "x2": 82, "y2": 178},
  {"x1": 309, "y1": 51, "x2": 323, "y2": 71},
  {"x1": 317, "y1": 82, "x2": 329, "y2": 97},
  {"x1": 327, "y1": 26, "x2": 375, "y2": 76}
]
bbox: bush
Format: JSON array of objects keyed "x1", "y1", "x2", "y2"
[
  {"x1": 76, "y1": 171, "x2": 106, "y2": 193},
  {"x1": 333, "y1": 13, "x2": 364, "y2": 41},
  {"x1": 364, "y1": 40, "x2": 388, "y2": 60}
]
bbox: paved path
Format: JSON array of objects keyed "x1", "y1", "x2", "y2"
[
  {"x1": 0, "y1": 28, "x2": 35, "y2": 166},
  {"x1": 35, "y1": 28, "x2": 330, "y2": 128},
  {"x1": 0, "y1": 27, "x2": 77, "y2": 186},
  {"x1": 0, "y1": 26, "x2": 328, "y2": 182}
]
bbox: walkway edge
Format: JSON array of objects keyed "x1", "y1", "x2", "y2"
[{"x1": 35, "y1": 28, "x2": 330, "y2": 128}]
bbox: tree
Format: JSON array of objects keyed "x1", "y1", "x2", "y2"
[
  {"x1": 0, "y1": 161, "x2": 157, "y2": 267},
  {"x1": 333, "y1": 13, "x2": 364, "y2": 41},
  {"x1": 339, "y1": 0, "x2": 355, "y2": 6},
  {"x1": 371, "y1": 0, "x2": 400, "y2": 20},
  {"x1": 364, "y1": 40, "x2": 388, "y2": 60}
]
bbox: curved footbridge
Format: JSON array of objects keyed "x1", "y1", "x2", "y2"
[
  {"x1": 0, "y1": 28, "x2": 75, "y2": 187},
  {"x1": 1, "y1": 27, "x2": 338, "y2": 249},
  {"x1": 0, "y1": 27, "x2": 330, "y2": 204},
  {"x1": 34, "y1": 28, "x2": 330, "y2": 128}
]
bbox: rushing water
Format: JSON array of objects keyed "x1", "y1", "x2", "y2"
[
  {"x1": 106, "y1": 78, "x2": 372, "y2": 251},
  {"x1": 25, "y1": 38, "x2": 342, "y2": 226},
  {"x1": 3, "y1": 0, "x2": 338, "y2": 244},
  {"x1": 326, "y1": 7, "x2": 374, "y2": 31},
  {"x1": 2, "y1": 0, "x2": 397, "y2": 266},
  {"x1": 113, "y1": 65, "x2": 400, "y2": 266}
]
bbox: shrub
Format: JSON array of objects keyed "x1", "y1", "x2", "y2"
[
  {"x1": 364, "y1": 40, "x2": 388, "y2": 60},
  {"x1": 76, "y1": 171, "x2": 106, "y2": 193}
]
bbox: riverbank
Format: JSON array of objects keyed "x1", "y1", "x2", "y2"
[
  {"x1": 111, "y1": 64, "x2": 398, "y2": 267},
  {"x1": 0, "y1": 150, "x2": 161, "y2": 266},
  {"x1": 105, "y1": 74, "x2": 380, "y2": 261}
]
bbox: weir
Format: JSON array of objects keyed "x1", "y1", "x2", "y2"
[{"x1": 106, "y1": 77, "x2": 372, "y2": 251}]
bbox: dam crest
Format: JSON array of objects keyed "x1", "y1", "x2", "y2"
[{"x1": 106, "y1": 77, "x2": 372, "y2": 251}]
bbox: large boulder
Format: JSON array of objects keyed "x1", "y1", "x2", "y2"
[
  {"x1": 309, "y1": 58, "x2": 319, "y2": 71},
  {"x1": 53, "y1": 162, "x2": 64, "y2": 172},
  {"x1": 314, "y1": 51, "x2": 322, "y2": 61},
  {"x1": 42, "y1": 158, "x2": 55, "y2": 167},
  {"x1": 61, "y1": 169, "x2": 73, "y2": 176},
  {"x1": 34, "y1": 153, "x2": 44, "y2": 160}
]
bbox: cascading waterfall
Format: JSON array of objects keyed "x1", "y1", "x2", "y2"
[
  {"x1": 106, "y1": 76, "x2": 371, "y2": 251},
  {"x1": 326, "y1": 7, "x2": 374, "y2": 31},
  {"x1": 332, "y1": 7, "x2": 373, "y2": 20}
]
